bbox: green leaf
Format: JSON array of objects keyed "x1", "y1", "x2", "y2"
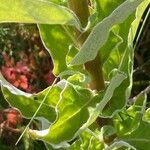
[
  {"x1": 39, "y1": 25, "x2": 78, "y2": 75},
  {"x1": 103, "y1": 14, "x2": 134, "y2": 78},
  {"x1": 144, "y1": 108, "x2": 150, "y2": 122},
  {"x1": 95, "y1": 0, "x2": 123, "y2": 22},
  {"x1": 100, "y1": 29, "x2": 121, "y2": 65},
  {"x1": 101, "y1": 0, "x2": 149, "y2": 117},
  {"x1": 71, "y1": 0, "x2": 142, "y2": 66},
  {"x1": 121, "y1": 121, "x2": 150, "y2": 150},
  {"x1": 127, "y1": 94, "x2": 147, "y2": 133},
  {"x1": 0, "y1": 0, "x2": 80, "y2": 28},
  {"x1": 128, "y1": 93, "x2": 147, "y2": 118},
  {"x1": 94, "y1": 0, "x2": 146, "y2": 117},
  {"x1": 2, "y1": 87, "x2": 56, "y2": 122},
  {"x1": 112, "y1": 93, "x2": 149, "y2": 150},
  {"x1": 114, "y1": 93, "x2": 147, "y2": 137},
  {"x1": 70, "y1": 129, "x2": 104, "y2": 150},
  {"x1": 81, "y1": 71, "x2": 127, "y2": 130},
  {"x1": 103, "y1": 0, "x2": 149, "y2": 77},
  {"x1": 128, "y1": 0, "x2": 150, "y2": 45},
  {"x1": 67, "y1": 73, "x2": 87, "y2": 87},
  {"x1": 102, "y1": 46, "x2": 133, "y2": 116},
  {"x1": 29, "y1": 83, "x2": 101, "y2": 144},
  {"x1": 0, "y1": 73, "x2": 63, "y2": 122},
  {"x1": 105, "y1": 141, "x2": 136, "y2": 150}
]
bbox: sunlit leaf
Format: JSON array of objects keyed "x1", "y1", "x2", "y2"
[
  {"x1": 81, "y1": 71, "x2": 126, "y2": 130},
  {"x1": 0, "y1": 73, "x2": 63, "y2": 122},
  {"x1": 70, "y1": 129, "x2": 104, "y2": 150},
  {"x1": 95, "y1": 0, "x2": 123, "y2": 22},
  {"x1": 121, "y1": 121, "x2": 150, "y2": 150},
  {"x1": 112, "y1": 93, "x2": 149, "y2": 150},
  {"x1": 0, "y1": 0, "x2": 80, "y2": 28},
  {"x1": 39, "y1": 25, "x2": 79, "y2": 75},
  {"x1": 71, "y1": 0, "x2": 142, "y2": 65},
  {"x1": 29, "y1": 83, "x2": 101, "y2": 144},
  {"x1": 129, "y1": 0, "x2": 150, "y2": 45}
]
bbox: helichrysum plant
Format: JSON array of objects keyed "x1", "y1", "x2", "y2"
[{"x1": 0, "y1": 0, "x2": 150, "y2": 149}]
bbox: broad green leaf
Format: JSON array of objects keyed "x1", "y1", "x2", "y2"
[
  {"x1": 103, "y1": 14, "x2": 134, "y2": 78},
  {"x1": 81, "y1": 71, "x2": 127, "y2": 130},
  {"x1": 129, "y1": 0, "x2": 150, "y2": 45},
  {"x1": 121, "y1": 121, "x2": 150, "y2": 150},
  {"x1": 103, "y1": 0, "x2": 149, "y2": 76},
  {"x1": 0, "y1": 0, "x2": 80, "y2": 28},
  {"x1": 100, "y1": 29, "x2": 121, "y2": 65},
  {"x1": 0, "y1": 73, "x2": 64, "y2": 122},
  {"x1": 2, "y1": 87, "x2": 56, "y2": 122},
  {"x1": 127, "y1": 93, "x2": 147, "y2": 132},
  {"x1": 101, "y1": 46, "x2": 134, "y2": 117},
  {"x1": 70, "y1": 129, "x2": 104, "y2": 150},
  {"x1": 128, "y1": 93, "x2": 147, "y2": 118},
  {"x1": 71, "y1": 0, "x2": 143, "y2": 65},
  {"x1": 101, "y1": 0, "x2": 149, "y2": 117},
  {"x1": 39, "y1": 25, "x2": 78, "y2": 75},
  {"x1": 29, "y1": 83, "x2": 102, "y2": 144},
  {"x1": 95, "y1": 0, "x2": 123, "y2": 22},
  {"x1": 114, "y1": 93, "x2": 147, "y2": 137},
  {"x1": 112, "y1": 94, "x2": 149, "y2": 150}
]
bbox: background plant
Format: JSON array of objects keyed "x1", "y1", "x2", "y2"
[
  {"x1": 0, "y1": 0, "x2": 150, "y2": 150},
  {"x1": 0, "y1": 24, "x2": 55, "y2": 93}
]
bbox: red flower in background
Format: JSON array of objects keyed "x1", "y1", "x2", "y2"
[
  {"x1": 13, "y1": 75, "x2": 28, "y2": 90},
  {"x1": 1, "y1": 66, "x2": 29, "y2": 91},
  {"x1": 3, "y1": 108, "x2": 22, "y2": 128},
  {"x1": 0, "y1": 24, "x2": 55, "y2": 93},
  {"x1": 1, "y1": 67, "x2": 16, "y2": 81},
  {"x1": 1, "y1": 54, "x2": 29, "y2": 91},
  {"x1": 1, "y1": 52, "x2": 55, "y2": 93}
]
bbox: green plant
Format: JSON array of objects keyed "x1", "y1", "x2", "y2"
[{"x1": 0, "y1": 0, "x2": 150, "y2": 149}]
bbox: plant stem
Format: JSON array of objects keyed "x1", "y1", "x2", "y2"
[
  {"x1": 68, "y1": 0, "x2": 105, "y2": 91},
  {"x1": 68, "y1": 0, "x2": 89, "y2": 28}
]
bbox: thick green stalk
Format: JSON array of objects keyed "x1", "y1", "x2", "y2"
[{"x1": 68, "y1": 0, "x2": 105, "y2": 91}]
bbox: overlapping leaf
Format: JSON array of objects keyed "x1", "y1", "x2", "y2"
[
  {"x1": 110, "y1": 92, "x2": 150, "y2": 150},
  {"x1": 70, "y1": 129, "x2": 104, "y2": 150},
  {"x1": 129, "y1": 0, "x2": 150, "y2": 45},
  {"x1": 29, "y1": 83, "x2": 103, "y2": 144},
  {"x1": 39, "y1": 25, "x2": 79, "y2": 75},
  {"x1": 95, "y1": 0, "x2": 123, "y2": 22},
  {"x1": 0, "y1": 0, "x2": 80, "y2": 28},
  {"x1": 101, "y1": 0, "x2": 149, "y2": 117},
  {"x1": 82, "y1": 0, "x2": 148, "y2": 120},
  {"x1": 0, "y1": 73, "x2": 63, "y2": 122},
  {"x1": 71, "y1": 0, "x2": 143, "y2": 65},
  {"x1": 121, "y1": 121, "x2": 150, "y2": 150},
  {"x1": 81, "y1": 71, "x2": 127, "y2": 130}
]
